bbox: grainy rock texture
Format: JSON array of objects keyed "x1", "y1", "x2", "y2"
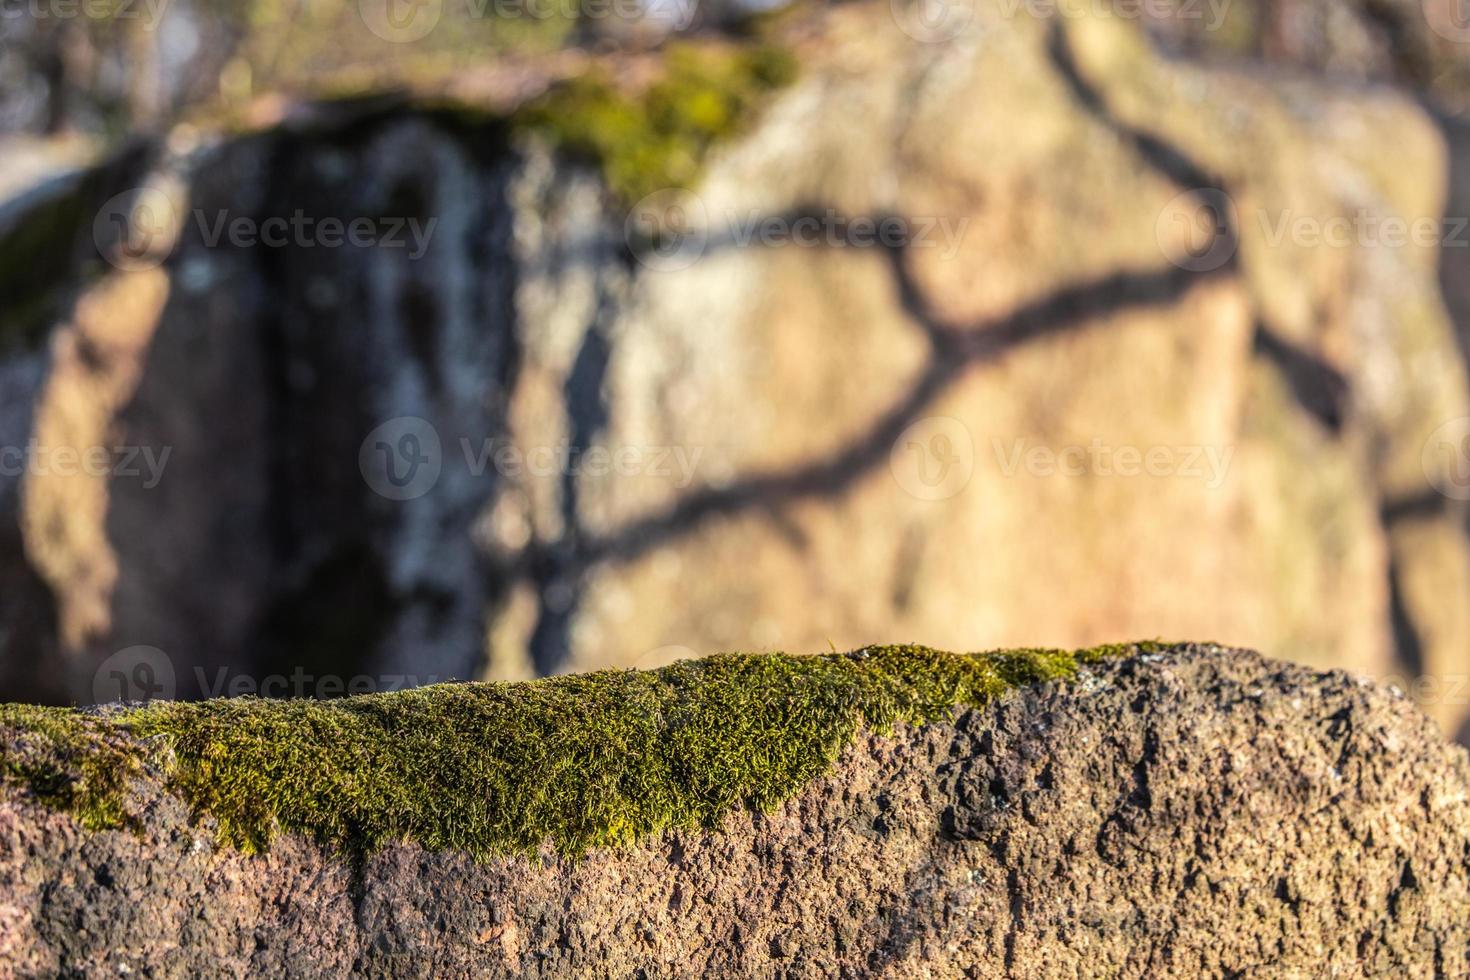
[{"x1": 0, "y1": 644, "x2": 1466, "y2": 976}]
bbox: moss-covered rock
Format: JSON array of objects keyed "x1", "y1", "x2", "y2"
[
  {"x1": 0, "y1": 642, "x2": 1158, "y2": 858},
  {"x1": 0, "y1": 142, "x2": 153, "y2": 355},
  {"x1": 512, "y1": 43, "x2": 797, "y2": 204},
  {"x1": 2, "y1": 645, "x2": 1468, "y2": 976},
  {"x1": 0, "y1": 177, "x2": 106, "y2": 354}
]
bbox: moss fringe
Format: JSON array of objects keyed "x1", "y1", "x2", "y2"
[
  {"x1": 0, "y1": 642, "x2": 1164, "y2": 859},
  {"x1": 513, "y1": 43, "x2": 797, "y2": 205}
]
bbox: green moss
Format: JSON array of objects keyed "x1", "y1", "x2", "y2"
[
  {"x1": 0, "y1": 705, "x2": 146, "y2": 831},
  {"x1": 0, "y1": 642, "x2": 1166, "y2": 859},
  {"x1": 513, "y1": 43, "x2": 797, "y2": 205}
]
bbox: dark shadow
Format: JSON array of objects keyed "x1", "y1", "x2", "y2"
[
  {"x1": 534, "y1": 246, "x2": 1229, "y2": 577},
  {"x1": 1047, "y1": 22, "x2": 1224, "y2": 194},
  {"x1": 103, "y1": 105, "x2": 518, "y2": 698},
  {"x1": 1252, "y1": 324, "x2": 1351, "y2": 433},
  {"x1": 510, "y1": 24, "x2": 1244, "y2": 674},
  {"x1": 528, "y1": 291, "x2": 616, "y2": 676},
  {"x1": 1435, "y1": 110, "x2": 1470, "y2": 414},
  {"x1": 1381, "y1": 491, "x2": 1454, "y2": 526},
  {"x1": 1386, "y1": 558, "x2": 1428, "y2": 679}
]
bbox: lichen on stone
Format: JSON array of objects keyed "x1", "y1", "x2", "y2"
[
  {"x1": 0, "y1": 642, "x2": 1164, "y2": 859},
  {"x1": 512, "y1": 42, "x2": 798, "y2": 204}
]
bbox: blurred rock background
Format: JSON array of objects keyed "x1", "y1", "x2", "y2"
[{"x1": 3, "y1": 0, "x2": 1470, "y2": 740}]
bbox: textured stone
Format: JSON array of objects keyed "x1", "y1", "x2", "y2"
[{"x1": 0, "y1": 644, "x2": 1466, "y2": 975}]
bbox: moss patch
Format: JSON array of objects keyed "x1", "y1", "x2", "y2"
[
  {"x1": 513, "y1": 43, "x2": 797, "y2": 205},
  {"x1": 0, "y1": 643, "x2": 1164, "y2": 859},
  {"x1": 0, "y1": 705, "x2": 147, "y2": 832}
]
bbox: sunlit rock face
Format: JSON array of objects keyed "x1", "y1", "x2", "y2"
[
  {"x1": 1, "y1": 4, "x2": 1467, "y2": 733},
  {"x1": 0, "y1": 647, "x2": 1467, "y2": 975}
]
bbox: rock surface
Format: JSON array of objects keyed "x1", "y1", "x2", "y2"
[
  {"x1": 0, "y1": 644, "x2": 1466, "y2": 976},
  {"x1": 2, "y1": 3, "x2": 1469, "y2": 735}
]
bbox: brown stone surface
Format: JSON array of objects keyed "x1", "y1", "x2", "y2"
[{"x1": 0, "y1": 644, "x2": 1466, "y2": 976}]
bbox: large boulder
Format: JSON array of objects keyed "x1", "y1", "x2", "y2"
[
  {"x1": 0, "y1": 643, "x2": 1465, "y2": 975},
  {"x1": 0, "y1": 3, "x2": 1466, "y2": 734}
]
